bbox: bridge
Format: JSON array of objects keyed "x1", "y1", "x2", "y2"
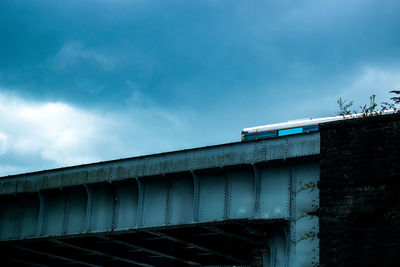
[{"x1": 0, "y1": 132, "x2": 320, "y2": 266}]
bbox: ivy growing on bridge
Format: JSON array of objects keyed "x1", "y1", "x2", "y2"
[{"x1": 295, "y1": 90, "x2": 400, "y2": 267}]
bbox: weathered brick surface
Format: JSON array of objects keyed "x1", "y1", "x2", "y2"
[{"x1": 319, "y1": 113, "x2": 400, "y2": 266}]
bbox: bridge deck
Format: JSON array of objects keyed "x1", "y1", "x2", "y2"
[{"x1": 0, "y1": 133, "x2": 320, "y2": 266}]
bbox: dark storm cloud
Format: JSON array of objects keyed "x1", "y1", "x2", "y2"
[
  {"x1": 1, "y1": 0, "x2": 398, "y2": 106},
  {"x1": 1, "y1": 0, "x2": 400, "y2": 175}
]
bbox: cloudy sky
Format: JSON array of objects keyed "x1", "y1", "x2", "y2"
[{"x1": 1, "y1": 0, "x2": 400, "y2": 176}]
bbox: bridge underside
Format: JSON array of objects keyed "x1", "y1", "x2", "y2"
[{"x1": 0, "y1": 219, "x2": 285, "y2": 267}]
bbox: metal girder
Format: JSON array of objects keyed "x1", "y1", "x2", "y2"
[
  {"x1": 201, "y1": 225, "x2": 262, "y2": 245},
  {"x1": 50, "y1": 239, "x2": 153, "y2": 267},
  {"x1": 96, "y1": 235, "x2": 200, "y2": 265},
  {"x1": 84, "y1": 184, "x2": 93, "y2": 232},
  {"x1": 146, "y1": 230, "x2": 246, "y2": 264},
  {"x1": 240, "y1": 223, "x2": 268, "y2": 237},
  {"x1": 6, "y1": 244, "x2": 101, "y2": 267},
  {"x1": 3, "y1": 256, "x2": 49, "y2": 267},
  {"x1": 136, "y1": 178, "x2": 145, "y2": 227},
  {"x1": 252, "y1": 164, "x2": 261, "y2": 216},
  {"x1": 196, "y1": 232, "x2": 219, "y2": 237},
  {"x1": 191, "y1": 171, "x2": 200, "y2": 222},
  {"x1": 36, "y1": 192, "x2": 45, "y2": 236},
  {"x1": 0, "y1": 133, "x2": 320, "y2": 195}
]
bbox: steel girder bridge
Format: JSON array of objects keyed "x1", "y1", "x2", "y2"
[{"x1": 0, "y1": 133, "x2": 320, "y2": 266}]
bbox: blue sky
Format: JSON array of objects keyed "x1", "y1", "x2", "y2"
[{"x1": 1, "y1": 0, "x2": 400, "y2": 176}]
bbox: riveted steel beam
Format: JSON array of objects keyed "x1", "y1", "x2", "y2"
[
  {"x1": 146, "y1": 230, "x2": 246, "y2": 264},
  {"x1": 97, "y1": 235, "x2": 200, "y2": 265},
  {"x1": 36, "y1": 192, "x2": 45, "y2": 236},
  {"x1": 201, "y1": 225, "x2": 261, "y2": 245},
  {"x1": 0, "y1": 133, "x2": 320, "y2": 196},
  {"x1": 84, "y1": 184, "x2": 93, "y2": 232},
  {"x1": 50, "y1": 239, "x2": 153, "y2": 267},
  {"x1": 136, "y1": 178, "x2": 145, "y2": 227},
  {"x1": 6, "y1": 244, "x2": 101, "y2": 267},
  {"x1": 191, "y1": 171, "x2": 200, "y2": 222},
  {"x1": 237, "y1": 222, "x2": 268, "y2": 238},
  {"x1": 252, "y1": 164, "x2": 261, "y2": 216},
  {"x1": 3, "y1": 256, "x2": 49, "y2": 267},
  {"x1": 222, "y1": 168, "x2": 232, "y2": 220}
]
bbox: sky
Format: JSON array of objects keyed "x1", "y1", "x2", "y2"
[{"x1": 1, "y1": 0, "x2": 400, "y2": 176}]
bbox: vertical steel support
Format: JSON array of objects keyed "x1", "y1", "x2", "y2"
[
  {"x1": 111, "y1": 184, "x2": 120, "y2": 230},
  {"x1": 36, "y1": 192, "x2": 45, "y2": 236},
  {"x1": 136, "y1": 178, "x2": 144, "y2": 227},
  {"x1": 262, "y1": 253, "x2": 269, "y2": 267},
  {"x1": 252, "y1": 164, "x2": 261, "y2": 217},
  {"x1": 222, "y1": 168, "x2": 231, "y2": 220},
  {"x1": 84, "y1": 184, "x2": 93, "y2": 232},
  {"x1": 62, "y1": 192, "x2": 70, "y2": 234},
  {"x1": 164, "y1": 177, "x2": 173, "y2": 225},
  {"x1": 268, "y1": 226, "x2": 288, "y2": 267},
  {"x1": 14, "y1": 197, "x2": 23, "y2": 238},
  {"x1": 191, "y1": 171, "x2": 200, "y2": 222},
  {"x1": 287, "y1": 166, "x2": 296, "y2": 267}
]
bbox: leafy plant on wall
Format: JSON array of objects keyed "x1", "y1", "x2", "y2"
[
  {"x1": 295, "y1": 90, "x2": 400, "y2": 266},
  {"x1": 294, "y1": 180, "x2": 319, "y2": 267},
  {"x1": 337, "y1": 91, "x2": 400, "y2": 117}
]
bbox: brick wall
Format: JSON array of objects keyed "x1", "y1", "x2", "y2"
[{"x1": 319, "y1": 113, "x2": 400, "y2": 266}]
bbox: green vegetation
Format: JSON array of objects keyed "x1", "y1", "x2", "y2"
[
  {"x1": 295, "y1": 91, "x2": 399, "y2": 267},
  {"x1": 337, "y1": 91, "x2": 400, "y2": 117}
]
